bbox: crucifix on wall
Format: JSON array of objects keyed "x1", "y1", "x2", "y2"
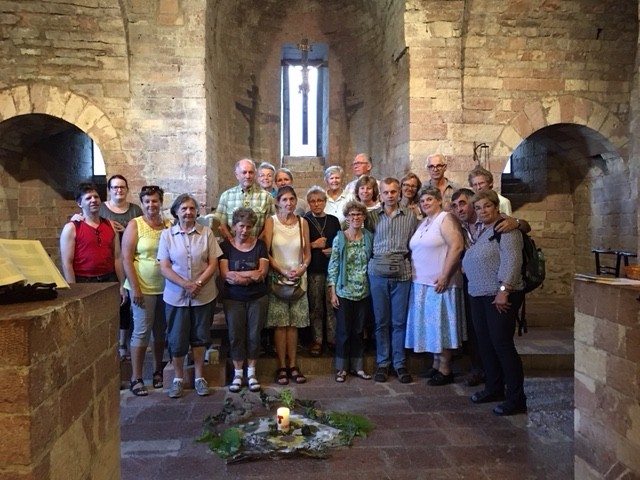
[{"x1": 297, "y1": 38, "x2": 312, "y2": 145}]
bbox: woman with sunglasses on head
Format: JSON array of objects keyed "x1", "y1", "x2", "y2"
[
  {"x1": 122, "y1": 186, "x2": 172, "y2": 397},
  {"x1": 327, "y1": 200, "x2": 373, "y2": 383}
]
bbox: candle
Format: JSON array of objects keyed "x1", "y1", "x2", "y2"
[{"x1": 277, "y1": 407, "x2": 290, "y2": 432}]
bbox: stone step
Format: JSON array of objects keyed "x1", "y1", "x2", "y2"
[{"x1": 122, "y1": 325, "x2": 573, "y2": 389}]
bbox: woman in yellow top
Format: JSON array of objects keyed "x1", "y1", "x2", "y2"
[{"x1": 122, "y1": 186, "x2": 171, "y2": 397}]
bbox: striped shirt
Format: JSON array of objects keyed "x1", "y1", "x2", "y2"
[
  {"x1": 461, "y1": 222, "x2": 524, "y2": 297},
  {"x1": 366, "y1": 205, "x2": 417, "y2": 281},
  {"x1": 214, "y1": 184, "x2": 274, "y2": 237}
]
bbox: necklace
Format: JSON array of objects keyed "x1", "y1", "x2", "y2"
[
  {"x1": 419, "y1": 216, "x2": 435, "y2": 238},
  {"x1": 307, "y1": 214, "x2": 327, "y2": 237},
  {"x1": 278, "y1": 214, "x2": 297, "y2": 227},
  {"x1": 344, "y1": 228, "x2": 361, "y2": 242},
  {"x1": 145, "y1": 215, "x2": 165, "y2": 229}
]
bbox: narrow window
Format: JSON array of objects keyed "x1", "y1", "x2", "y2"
[{"x1": 281, "y1": 42, "x2": 328, "y2": 159}]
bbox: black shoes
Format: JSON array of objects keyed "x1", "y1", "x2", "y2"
[
  {"x1": 470, "y1": 390, "x2": 506, "y2": 404},
  {"x1": 427, "y1": 371, "x2": 454, "y2": 386},
  {"x1": 396, "y1": 367, "x2": 412, "y2": 384},
  {"x1": 374, "y1": 366, "x2": 389, "y2": 382},
  {"x1": 493, "y1": 402, "x2": 528, "y2": 416},
  {"x1": 418, "y1": 367, "x2": 438, "y2": 379}
]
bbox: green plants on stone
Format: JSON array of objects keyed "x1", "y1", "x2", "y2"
[{"x1": 197, "y1": 388, "x2": 374, "y2": 462}]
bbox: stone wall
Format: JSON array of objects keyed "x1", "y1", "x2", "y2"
[
  {"x1": 574, "y1": 279, "x2": 640, "y2": 478},
  {"x1": 0, "y1": 284, "x2": 121, "y2": 480},
  {"x1": 0, "y1": 0, "x2": 638, "y2": 292},
  {"x1": 205, "y1": 0, "x2": 410, "y2": 198}
]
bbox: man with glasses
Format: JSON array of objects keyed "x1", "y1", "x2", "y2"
[
  {"x1": 257, "y1": 162, "x2": 277, "y2": 197},
  {"x1": 215, "y1": 158, "x2": 274, "y2": 243},
  {"x1": 345, "y1": 153, "x2": 377, "y2": 196},
  {"x1": 424, "y1": 153, "x2": 459, "y2": 211},
  {"x1": 60, "y1": 182, "x2": 127, "y2": 302}
]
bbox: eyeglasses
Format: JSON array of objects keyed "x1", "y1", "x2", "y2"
[
  {"x1": 259, "y1": 173, "x2": 273, "y2": 178},
  {"x1": 402, "y1": 183, "x2": 418, "y2": 189},
  {"x1": 428, "y1": 164, "x2": 446, "y2": 170},
  {"x1": 353, "y1": 162, "x2": 369, "y2": 167},
  {"x1": 141, "y1": 185, "x2": 161, "y2": 195},
  {"x1": 308, "y1": 199, "x2": 326, "y2": 204},
  {"x1": 348, "y1": 212, "x2": 365, "y2": 218},
  {"x1": 110, "y1": 185, "x2": 127, "y2": 190}
]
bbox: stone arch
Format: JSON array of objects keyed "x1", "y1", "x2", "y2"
[
  {"x1": 491, "y1": 95, "x2": 629, "y2": 170},
  {"x1": 0, "y1": 84, "x2": 121, "y2": 154}
]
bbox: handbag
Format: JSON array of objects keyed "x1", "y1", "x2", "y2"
[
  {"x1": 0, "y1": 281, "x2": 58, "y2": 305},
  {"x1": 270, "y1": 271, "x2": 306, "y2": 301},
  {"x1": 269, "y1": 217, "x2": 306, "y2": 301},
  {"x1": 369, "y1": 253, "x2": 406, "y2": 278}
]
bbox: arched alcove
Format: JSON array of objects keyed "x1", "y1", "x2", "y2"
[{"x1": 0, "y1": 86, "x2": 121, "y2": 265}]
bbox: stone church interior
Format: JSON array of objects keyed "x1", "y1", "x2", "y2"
[{"x1": 1, "y1": 0, "x2": 639, "y2": 479}]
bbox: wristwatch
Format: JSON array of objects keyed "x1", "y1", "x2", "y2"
[{"x1": 498, "y1": 284, "x2": 509, "y2": 293}]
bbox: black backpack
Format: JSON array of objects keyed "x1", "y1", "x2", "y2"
[{"x1": 493, "y1": 221, "x2": 546, "y2": 335}]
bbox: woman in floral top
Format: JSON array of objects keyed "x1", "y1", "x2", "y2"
[{"x1": 327, "y1": 200, "x2": 373, "y2": 383}]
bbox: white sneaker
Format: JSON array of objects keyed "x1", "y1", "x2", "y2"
[
  {"x1": 168, "y1": 379, "x2": 183, "y2": 398},
  {"x1": 195, "y1": 378, "x2": 210, "y2": 396}
]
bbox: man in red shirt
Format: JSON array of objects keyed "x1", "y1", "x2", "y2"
[{"x1": 60, "y1": 182, "x2": 126, "y2": 302}]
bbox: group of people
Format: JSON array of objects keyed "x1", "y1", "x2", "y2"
[
  {"x1": 61, "y1": 179, "x2": 221, "y2": 399},
  {"x1": 59, "y1": 152, "x2": 531, "y2": 415}
]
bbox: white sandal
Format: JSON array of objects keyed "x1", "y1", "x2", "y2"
[
  {"x1": 229, "y1": 375, "x2": 243, "y2": 393},
  {"x1": 248, "y1": 375, "x2": 261, "y2": 392}
]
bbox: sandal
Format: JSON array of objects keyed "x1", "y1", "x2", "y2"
[
  {"x1": 350, "y1": 370, "x2": 372, "y2": 380},
  {"x1": 152, "y1": 371, "x2": 163, "y2": 389},
  {"x1": 129, "y1": 378, "x2": 148, "y2": 397},
  {"x1": 248, "y1": 375, "x2": 261, "y2": 392},
  {"x1": 335, "y1": 370, "x2": 347, "y2": 383},
  {"x1": 289, "y1": 366, "x2": 307, "y2": 384},
  {"x1": 229, "y1": 375, "x2": 243, "y2": 393},
  {"x1": 310, "y1": 342, "x2": 322, "y2": 356},
  {"x1": 119, "y1": 344, "x2": 130, "y2": 362},
  {"x1": 275, "y1": 368, "x2": 289, "y2": 386}
]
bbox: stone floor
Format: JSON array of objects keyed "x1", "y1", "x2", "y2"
[
  {"x1": 120, "y1": 296, "x2": 575, "y2": 479},
  {"x1": 120, "y1": 371, "x2": 574, "y2": 480}
]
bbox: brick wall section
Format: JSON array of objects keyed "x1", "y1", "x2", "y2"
[
  {"x1": 405, "y1": 0, "x2": 636, "y2": 186},
  {"x1": 123, "y1": 0, "x2": 208, "y2": 208},
  {"x1": 205, "y1": 0, "x2": 409, "y2": 203},
  {"x1": 0, "y1": 284, "x2": 120, "y2": 480},
  {"x1": 574, "y1": 280, "x2": 640, "y2": 478}
]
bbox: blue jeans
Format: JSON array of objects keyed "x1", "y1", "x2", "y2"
[{"x1": 368, "y1": 275, "x2": 411, "y2": 369}]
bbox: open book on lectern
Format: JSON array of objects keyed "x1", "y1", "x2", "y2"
[{"x1": 0, "y1": 238, "x2": 69, "y2": 289}]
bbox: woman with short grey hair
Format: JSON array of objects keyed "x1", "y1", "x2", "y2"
[{"x1": 323, "y1": 165, "x2": 351, "y2": 225}]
